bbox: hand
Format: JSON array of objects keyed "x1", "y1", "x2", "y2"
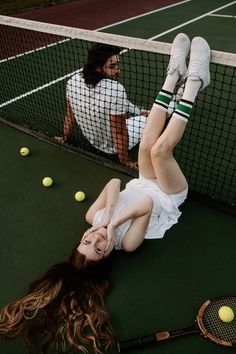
[
  {"x1": 140, "y1": 109, "x2": 149, "y2": 117},
  {"x1": 54, "y1": 136, "x2": 65, "y2": 143},
  {"x1": 82, "y1": 223, "x2": 108, "y2": 241},
  {"x1": 104, "y1": 223, "x2": 116, "y2": 257},
  {"x1": 123, "y1": 161, "x2": 139, "y2": 171}
]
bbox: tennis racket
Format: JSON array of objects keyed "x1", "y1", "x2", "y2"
[{"x1": 117, "y1": 296, "x2": 236, "y2": 352}]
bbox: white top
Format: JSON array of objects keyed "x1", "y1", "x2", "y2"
[
  {"x1": 93, "y1": 175, "x2": 188, "y2": 250},
  {"x1": 66, "y1": 73, "x2": 141, "y2": 154}
]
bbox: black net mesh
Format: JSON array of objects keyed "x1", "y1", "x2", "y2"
[{"x1": 0, "y1": 17, "x2": 235, "y2": 214}]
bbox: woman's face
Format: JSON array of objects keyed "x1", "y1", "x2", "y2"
[
  {"x1": 77, "y1": 227, "x2": 108, "y2": 261},
  {"x1": 97, "y1": 54, "x2": 120, "y2": 80}
]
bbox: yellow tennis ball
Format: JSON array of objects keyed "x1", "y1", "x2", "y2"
[
  {"x1": 218, "y1": 306, "x2": 234, "y2": 323},
  {"x1": 20, "y1": 147, "x2": 30, "y2": 156},
  {"x1": 42, "y1": 177, "x2": 53, "y2": 187},
  {"x1": 75, "y1": 191, "x2": 85, "y2": 202}
]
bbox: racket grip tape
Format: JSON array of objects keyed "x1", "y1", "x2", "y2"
[{"x1": 117, "y1": 334, "x2": 157, "y2": 352}]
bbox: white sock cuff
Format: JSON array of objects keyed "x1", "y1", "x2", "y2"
[
  {"x1": 172, "y1": 112, "x2": 188, "y2": 123},
  {"x1": 153, "y1": 102, "x2": 168, "y2": 112}
]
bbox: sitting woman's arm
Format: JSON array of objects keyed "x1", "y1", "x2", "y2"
[{"x1": 105, "y1": 196, "x2": 153, "y2": 255}]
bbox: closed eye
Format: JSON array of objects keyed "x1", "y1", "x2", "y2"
[{"x1": 82, "y1": 241, "x2": 102, "y2": 256}]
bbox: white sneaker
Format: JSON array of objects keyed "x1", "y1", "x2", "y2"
[
  {"x1": 187, "y1": 37, "x2": 211, "y2": 90},
  {"x1": 167, "y1": 33, "x2": 190, "y2": 83}
]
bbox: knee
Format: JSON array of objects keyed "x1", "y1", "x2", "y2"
[
  {"x1": 139, "y1": 136, "x2": 153, "y2": 155},
  {"x1": 151, "y1": 138, "x2": 173, "y2": 159}
]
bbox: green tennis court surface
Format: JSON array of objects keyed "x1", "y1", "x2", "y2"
[
  {"x1": 0, "y1": 0, "x2": 236, "y2": 353},
  {"x1": 101, "y1": 0, "x2": 236, "y2": 53},
  {"x1": 1, "y1": 0, "x2": 235, "y2": 208},
  {"x1": 0, "y1": 122, "x2": 235, "y2": 354}
]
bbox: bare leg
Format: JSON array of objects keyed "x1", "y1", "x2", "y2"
[
  {"x1": 138, "y1": 47, "x2": 182, "y2": 179},
  {"x1": 139, "y1": 34, "x2": 211, "y2": 194},
  {"x1": 139, "y1": 105, "x2": 188, "y2": 193},
  {"x1": 139, "y1": 33, "x2": 190, "y2": 187},
  {"x1": 138, "y1": 106, "x2": 168, "y2": 179},
  {"x1": 150, "y1": 114, "x2": 188, "y2": 193}
]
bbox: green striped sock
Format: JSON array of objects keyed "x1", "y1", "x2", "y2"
[
  {"x1": 173, "y1": 99, "x2": 193, "y2": 122},
  {"x1": 154, "y1": 89, "x2": 172, "y2": 112}
]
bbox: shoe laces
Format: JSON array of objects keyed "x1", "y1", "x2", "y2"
[
  {"x1": 189, "y1": 59, "x2": 202, "y2": 76},
  {"x1": 169, "y1": 55, "x2": 185, "y2": 70}
]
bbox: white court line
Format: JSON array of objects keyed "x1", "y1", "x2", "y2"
[
  {"x1": 0, "y1": 70, "x2": 82, "y2": 108},
  {"x1": 149, "y1": 1, "x2": 236, "y2": 39},
  {"x1": 0, "y1": 39, "x2": 70, "y2": 64},
  {"x1": 0, "y1": 1, "x2": 192, "y2": 108},
  {"x1": 209, "y1": 14, "x2": 236, "y2": 18},
  {"x1": 96, "y1": 0, "x2": 191, "y2": 31},
  {"x1": 1, "y1": 1, "x2": 235, "y2": 109},
  {"x1": 0, "y1": 0, "x2": 190, "y2": 64}
]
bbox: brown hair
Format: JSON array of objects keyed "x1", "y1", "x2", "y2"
[
  {"x1": 83, "y1": 43, "x2": 121, "y2": 87},
  {"x1": 0, "y1": 247, "x2": 113, "y2": 353}
]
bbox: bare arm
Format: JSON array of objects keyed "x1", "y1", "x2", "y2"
[
  {"x1": 55, "y1": 100, "x2": 77, "y2": 143},
  {"x1": 110, "y1": 114, "x2": 138, "y2": 170},
  {"x1": 85, "y1": 178, "x2": 121, "y2": 226},
  {"x1": 63, "y1": 99, "x2": 77, "y2": 141},
  {"x1": 105, "y1": 196, "x2": 153, "y2": 255}
]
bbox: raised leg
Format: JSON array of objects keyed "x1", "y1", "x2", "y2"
[
  {"x1": 139, "y1": 35, "x2": 211, "y2": 194},
  {"x1": 139, "y1": 33, "x2": 190, "y2": 185}
]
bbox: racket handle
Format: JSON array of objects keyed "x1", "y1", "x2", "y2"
[{"x1": 117, "y1": 334, "x2": 157, "y2": 352}]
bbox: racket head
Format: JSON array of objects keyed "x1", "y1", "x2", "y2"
[{"x1": 197, "y1": 296, "x2": 236, "y2": 347}]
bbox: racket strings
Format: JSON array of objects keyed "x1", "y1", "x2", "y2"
[{"x1": 201, "y1": 297, "x2": 236, "y2": 343}]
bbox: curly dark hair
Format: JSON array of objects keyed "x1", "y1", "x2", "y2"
[
  {"x1": 0, "y1": 246, "x2": 113, "y2": 353},
  {"x1": 82, "y1": 43, "x2": 121, "y2": 87}
]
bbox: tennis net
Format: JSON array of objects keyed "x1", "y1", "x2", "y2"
[{"x1": 0, "y1": 15, "x2": 235, "y2": 214}]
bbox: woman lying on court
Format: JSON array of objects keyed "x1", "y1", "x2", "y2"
[{"x1": 0, "y1": 33, "x2": 211, "y2": 354}]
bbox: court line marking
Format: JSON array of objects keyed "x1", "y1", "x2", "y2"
[
  {"x1": 0, "y1": 0, "x2": 190, "y2": 64},
  {"x1": 0, "y1": 1, "x2": 192, "y2": 107},
  {"x1": 0, "y1": 1, "x2": 235, "y2": 108},
  {"x1": 209, "y1": 14, "x2": 236, "y2": 18},
  {"x1": 0, "y1": 70, "x2": 80, "y2": 108},
  {"x1": 0, "y1": 39, "x2": 70, "y2": 64},
  {"x1": 96, "y1": 0, "x2": 191, "y2": 31},
  {"x1": 149, "y1": 0, "x2": 236, "y2": 39}
]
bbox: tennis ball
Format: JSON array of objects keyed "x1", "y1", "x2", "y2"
[
  {"x1": 75, "y1": 191, "x2": 85, "y2": 202},
  {"x1": 218, "y1": 306, "x2": 234, "y2": 323},
  {"x1": 20, "y1": 147, "x2": 30, "y2": 156},
  {"x1": 42, "y1": 177, "x2": 53, "y2": 187}
]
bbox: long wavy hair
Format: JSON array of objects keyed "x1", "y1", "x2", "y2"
[
  {"x1": 0, "y1": 245, "x2": 113, "y2": 353},
  {"x1": 83, "y1": 43, "x2": 121, "y2": 87}
]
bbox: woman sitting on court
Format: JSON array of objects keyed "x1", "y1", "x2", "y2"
[{"x1": 0, "y1": 33, "x2": 210, "y2": 354}]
